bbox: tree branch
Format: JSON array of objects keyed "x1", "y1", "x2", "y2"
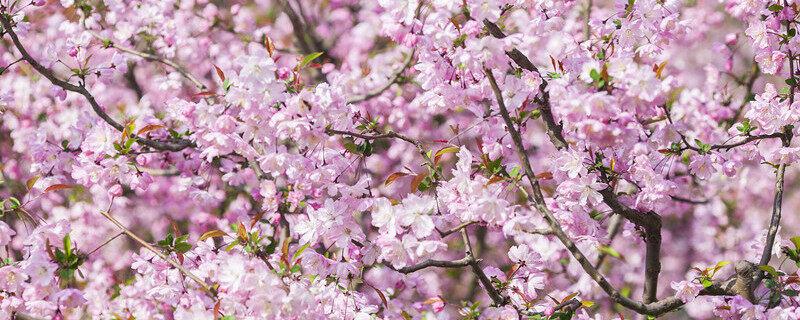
[
  {"x1": 98, "y1": 209, "x2": 215, "y2": 296},
  {"x1": 393, "y1": 256, "x2": 473, "y2": 273},
  {"x1": 0, "y1": 14, "x2": 194, "y2": 152},
  {"x1": 461, "y1": 229, "x2": 507, "y2": 305},
  {"x1": 347, "y1": 49, "x2": 416, "y2": 104},
  {"x1": 482, "y1": 19, "x2": 567, "y2": 150},
  {"x1": 91, "y1": 32, "x2": 207, "y2": 90},
  {"x1": 485, "y1": 66, "x2": 707, "y2": 316}
]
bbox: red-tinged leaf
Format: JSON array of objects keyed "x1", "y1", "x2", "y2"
[
  {"x1": 433, "y1": 146, "x2": 459, "y2": 165},
  {"x1": 265, "y1": 36, "x2": 276, "y2": 57},
  {"x1": 505, "y1": 263, "x2": 520, "y2": 279},
  {"x1": 213, "y1": 301, "x2": 221, "y2": 320},
  {"x1": 561, "y1": 292, "x2": 579, "y2": 304},
  {"x1": 236, "y1": 222, "x2": 248, "y2": 242},
  {"x1": 511, "y1": 286, "x2": 529, "y2": 303},
  {"x1": 120, "y1": 121, "x2": 133, "y2": 141},
  {"x1": 45, "y1": 238, "x2": 56, "y2": 261},
  {"x1": 449, "y1": 124, "x2": 460, "y2": 135},
  {"x1": 423, "y1": 296, "x2": 444, "y2": 305},
  {"x1": 535, "y1": 172, "x2": 553, "y2": 180},
  {"x1": 250, "y1": 211, "x2": 265, "y2": 228},
  {"x1": 26, "y1": 175, "x2": 40, "y2": 190},
  {"x1": 485, "y1": 174, "x2": 505, "y2": 186},
  {"x1": 655, "y1": 61, "x2": 668, "y2": 79},
  {"x1": 137, "y1": 124, "x2": 165, "y2": 136},
  {"x1": 192, "y1": 91, "x2": 217, "y2": 99},
  {"x1": 199, "y1": 230, "x2": 228, "y2": 242},
  {"x1": 366, "y1": 282, "x2": 389, "y2": 308},
  {"x1": 433, "y1": 139, "x2": 449, "y2": 143},
  {"x1": 281, "y1": 239, "x2": 291, "y2": 267},
  {"x1": 213, "y1": 64, "x2": 225, "y2": 82},
  {"x1": 171, "y1": 221, "x2": 181, "y2": 236},
  {"x1": 384, "y1": 172, "x2": 409, "y2": 186},
  {"x1": 177, "y1": 252, "x2": 184, "y2": 264},
  {"x1": 410, "y1": 173, "x2": 426, "y2": 193},
  {"x1": 44, "y1": 184, "x2": 74, "y2": 193}
]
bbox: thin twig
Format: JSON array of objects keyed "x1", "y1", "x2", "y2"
[
  {"x1": 437, "y1": 221, "x2": 477, "y2": 238},
  {"x1": 461, "y1": 229, "x2": 507, "y2": 305},
  {"x1": 348, "y1": 49, "x2": 416, "y2": 104},
  {"x1": 393, "y1": 256, "x2": 473, "y2": 273},
  {"x1": 98, "y1": 210, "x2": 214, "y2": 295},
  {"x1": 485, "y1": 66, "x2": 706, "y2": 316},
  {"x1": 482, "y1": 19, "x2": 567, "y2": 150},
  {"x1": 0, "y1": 14, "x2": 194, "y2": 152},
  {"x1": 91, "y1": 32, "x2": 207, "y2": 90}
]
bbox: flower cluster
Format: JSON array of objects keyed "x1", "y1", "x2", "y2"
[{"x1": 3, "y1": 0, "x2": 800, "y2": 319}]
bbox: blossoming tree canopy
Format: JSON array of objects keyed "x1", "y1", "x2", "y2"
[{"x1": 5, "y1": 0, "x2": 800, "y2": 319}]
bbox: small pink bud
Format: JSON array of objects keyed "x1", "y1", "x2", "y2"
[
  {"x1": 109, "y1": 184, "x2": 123, "y2": 197},
  {"x1": 724, "y1": 33, "x2": 737, "y2": 46}
]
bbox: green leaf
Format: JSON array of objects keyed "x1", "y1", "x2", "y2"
[
  {"x1": 292, "y1": 243, "x2": 311, "y2": 262},
  {"x1": 759, "y1": 265, "x2": 779, "y2": 278},
  {"x1": 786, "y1": 78, "x2": 797, "y2": 86},
  {"x1": 63, "y1": 233, "x2": 72, "y2": 257},
  {"x1": 59, "y1": 268, "x2": 75, "y2": 280},
  {"x1": 6, "y1": 197, "x2": 20, "y2": 209},
  {"x1": 790, "y1": 236, "x2": 800, "y2": 251},
  {"x1": 509, "y1": 166, "x2": 520, "y2": 179},
  {"x1": 768, "y1": 4, "x2": 784, "y2": 12},
  {"x1": 589, "y1": 69, "x2": 601, "y2": 81},
  {"x1": 174, "y1": 242, "x2": 192, "y2": 254},
  {"x1": 299, "y1": 52, "x2": 323, "y2": 69},
  {"x1": 701, "y1": 277, "x2": 713, "y2": 288},
  {"x1": 598, "y1": 245, "x2": 624, "y2": 260},
  {"x1": 225, "y1": 239, "x2": 240, "y2": 252},
  {"x1": 713, "y1": 260, "x2": 730, "y2": 273}
]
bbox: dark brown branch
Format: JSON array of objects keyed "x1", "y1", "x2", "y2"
[
  {"x1": 598, "y1": 187, "x2": 662, "y2": 303},
  {"x1": 680, "y1": 133, "x2": 785, "y2": 152},
  {"x1": 725, "y1": 63, "x2": 760, "y2": 128},
  {"x1": 755, "y1": 46, "x2": 796, "y2": 288},
  {"x1": 325, "y1": 128, "x2": 436, "y2": 168},
  {"x1": 393, "y1": 256, "x2": 473, "y2": 273},
  {"x1": 485, "y1": 67, "x2": 714, "y2": 316},
  {"x1": 461, "y1": 229, "x2": 507, "y2": 305},
  {"x1": 482, "y1": 19, "x2": 567, "y2": 150},
  {"x1": 0, "y1": 14, "x2": 194, "y2": 152},
  {"x1": 595, "y1": 214, "x2": 623, "y2": 268},
  {"x1": 277, "y1": 0, "x2": 336, "y2": 68},
  {"x1": 670, "y1": 195, "x2": 709, "y2": 205},
  {"x1": 438, "y1": 221, "x2": 477, "y2": 238}
]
